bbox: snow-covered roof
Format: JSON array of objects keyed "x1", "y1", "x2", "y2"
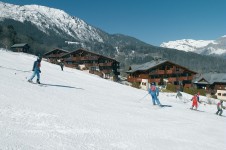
[{"x1": 11, "y1": 43, "x2": 28, "y2": 48}]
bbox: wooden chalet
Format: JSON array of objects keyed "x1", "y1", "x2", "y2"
[
  {"x1": 11, "y1": 43, "x2": 29, "y2": 52},
  {"x1": 62, "y1": 49, "x2": 120, "y2": 79},
  {"x1": 44, "y1": 48, "x2": 69, "y2": 64},
  {"x1": 126, "y1": 59, "x2": 197, "y2": 88},
  {"x1": 193, "y1": 73, "x2": 226, "y2": 94}
]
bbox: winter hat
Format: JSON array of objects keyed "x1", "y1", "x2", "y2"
[
  {"x1": 151, "y1": 82, "x2": 155, "y2": 85},
  {"x1": 37, "y1": 56, "x2": 42, "y2": 61}
]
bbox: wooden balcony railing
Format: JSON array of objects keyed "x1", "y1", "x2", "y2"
[
  {"x1": 168, "y1": 77, "x2": 177, "y2": 82},
  {"x1": 149, "y1": 78, "x2": 161, "y2": 83},
  {"x1": 127, "y1": 77, "x2": 142, "y2": 82},
  {"x1": 99, "y1": 62, "x2": 113, "y2": 66},
  {"x1": 139, "y1": 74, "x2": 149, "y2": 78}
]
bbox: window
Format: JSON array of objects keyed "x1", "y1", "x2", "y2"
[
  {"x1": 218, "y1": 93, "x2": 221, "y2": 96},
  {"x1": 142, "y1": 82, "x2": 146, "y2": 86}
]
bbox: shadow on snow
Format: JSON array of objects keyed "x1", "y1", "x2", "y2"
[{"x1": 41, "y1": 83, "x2": 84, "y2": 90}]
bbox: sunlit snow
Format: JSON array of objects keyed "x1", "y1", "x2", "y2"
[{"x1": 0, "y1": 49, "x2": 225, "y2": 150}]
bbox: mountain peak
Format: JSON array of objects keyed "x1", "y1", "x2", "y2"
[
  {"x1": 160, "y1": 37, "x2": 226, "y2": 56},
  {"x1": 0, "y1": 2, "x2": 104, "y2": 42}
]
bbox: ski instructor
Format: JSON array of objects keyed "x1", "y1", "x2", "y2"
[{"x1": 28, "y1": 56, "x2": 42, "y2": 84}]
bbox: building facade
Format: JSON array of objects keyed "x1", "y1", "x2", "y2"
[
  {"x1": 11, "y1": 43, "x2": 30, "y2": 52},
  {"x1": 193, "y1": 73, "x2": 226, "y2": 94},
  {"x1": 62, "y1": 49, "x2": 120, "y2": 79},
  {"x1": 127, "y1": 59, "x2": 197, "y2": 88}
]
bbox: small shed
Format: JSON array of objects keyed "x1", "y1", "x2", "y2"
[{"x1": 11, "y1": 43, "x2": 30, "y2": 52}]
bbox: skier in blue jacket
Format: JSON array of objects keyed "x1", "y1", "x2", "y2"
[
  {"x1": 28, "y1": 57, "x2": 42, "y2": 84},
  {"x1": 148, "y1": 82, "x2": 161, "y2": 106}
]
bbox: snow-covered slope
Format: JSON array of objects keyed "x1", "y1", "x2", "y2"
[
  {"x1": 0, "y1": 49, "x2": 225, "y2": 150},
  {"x1": 160, "y1": 35, "x2": 226, "y2": 56},
  {"x1": 0, "y1": 2, "x2": 103, "y2": 42}
]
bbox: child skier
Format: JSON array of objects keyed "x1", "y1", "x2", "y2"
[
  {"x1": 28, "y1": 57, "x2": 42, "y2": 84},
  {"x1": 190, "y1": 94, "x2": 199, "y2": 110},
  {"x1": 148, "y1": 82, "x2": 161, "y2": 106},
  {"x1": 216, "y1": 100, "x2": 225, "y2": 116}
]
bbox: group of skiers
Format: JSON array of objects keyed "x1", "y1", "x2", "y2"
[
  {"x1": 29, "y1": 56, "x2": 225, "y2": 116},
  {"x1": 148, "y1": 82, "x2": 225, "y2": 116}
]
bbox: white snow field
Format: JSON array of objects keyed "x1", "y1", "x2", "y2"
[{"x1": 0, "y1": 49, "x2": 225, "y2": 150}]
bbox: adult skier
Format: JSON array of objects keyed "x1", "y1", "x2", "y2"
[
  {"x1": 216, "y1": 100, "x2": 225, "y2": 116},
  {"x1": 28, "y1": 57, "x2": 42, "y2": 84},
  {"x1": 148, "y1": 82, "x2": 161, "y2": 106}
]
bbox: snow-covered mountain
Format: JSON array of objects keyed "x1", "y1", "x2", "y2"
[
  {"x1": 160, "y1": 36, "x2": 226, "y2": 56},
  {"x1": 0, "y1": 1, "x2": 103, "y2": 42},
  {"x1": 0, "y1": 49, "x2": 226, "y2": 150}
]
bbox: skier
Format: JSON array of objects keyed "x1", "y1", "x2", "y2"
[
  {"x1": 148, "y1": 82, "x2": 161, "y2": 106},
  {"x1": 176, "y1": 90, "x2": 182, "y2": 100},
  {"x1": 197, "y1": 92, "x2": 200, "y2": 103},
  {"x1": 190, "y1": 94, "x2": 200, "y2": 110},
  {"x1": 28, "y1": 57, "x2": 42, "y2": 84},
  {"x1": 216, "y1": 100, "x2": 225, "y2": 116},
  {"x1": 59, "y1": 60, "x2": 64, "y2": 71}
]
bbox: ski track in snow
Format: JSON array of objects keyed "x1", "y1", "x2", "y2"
[{"x1": 0, "y1": 49, "x2": 226, "y2": 150}]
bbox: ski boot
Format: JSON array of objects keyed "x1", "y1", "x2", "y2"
[{"x1": 36, "y1": 79, "x2": 41, "y2": 84}]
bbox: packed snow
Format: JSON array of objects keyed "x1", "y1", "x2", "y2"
[{"x1": 0, "y1": 49, "x2": 225, "y2": 150}]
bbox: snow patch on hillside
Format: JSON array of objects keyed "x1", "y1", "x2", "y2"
[{"x1": 0, "y1": 2, "x2": 103, "y2": 42}]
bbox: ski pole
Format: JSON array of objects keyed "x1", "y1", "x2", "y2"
[{"x1": 138, "y1": 93, "x2": 149, "y2": 102}]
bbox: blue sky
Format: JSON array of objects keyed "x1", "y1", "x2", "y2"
[{"x1": 1, "y1": 0, "x2": 226, "y2": 46}]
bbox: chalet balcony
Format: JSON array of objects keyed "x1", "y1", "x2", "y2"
[
  {"x1": 149, "y1": 78, "x2": 161, "y2": 83},
  {"x1": 168, "y1": 77, "x2": 177, "y2": 82},
  {"x1": 65, "y1": 64, "x2": 77, "y2": 68},
  {"x1": 127, "y1": 77, "x2": 142, "y2": 83},
  {"x1": 80, "y1": 56, "x2": 99, "y2": 61},
  {"x1": 178, "y1": 76, "x2": 189, "y2": 80},
  {"x1": 99, "y1": 62, "x2": 113, "y2": 66},
  {"x1": 139, "y1": 74, "x2": 149, "y2": 78},
  {"x1": 149, "y1": 70, "x2": 165, "y2": 75},
  {"x1": 85, "y1": 63, "x2": 99, "y2": 67},
  {"x1": 166, "y1": 70, "x2": 173, "y2": 74}
]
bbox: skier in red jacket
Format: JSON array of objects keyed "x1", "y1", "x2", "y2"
[{"x1": 191, "y1": 94, "x2": 199, "y2": 110}]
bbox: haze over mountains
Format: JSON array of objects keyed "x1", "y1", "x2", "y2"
[{"x1": 0, "y1": 1, "x2": 226, "y2": 73}]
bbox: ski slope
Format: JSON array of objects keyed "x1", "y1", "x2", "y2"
[{"x1": 0, "y1": 49, "x2": 225, "y2": 150}]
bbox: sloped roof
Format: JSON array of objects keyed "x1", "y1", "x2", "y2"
[
  {"x1": 11, "y1": 43, "x2": 28, "y2": 48},
  {"x1": 194, "y1": 73, "x2": 226, "y2": 84},
  {"x1": 127, "y1": 59, "x2": 168, "y2": 73},
  {"x1": 62, "y1": 48, "x2": 119, "y2": 63},
  {"x1": 126, "y1": 59, "x2": 196, "y2": 74},
  {"x1": 44, "y1": 48, "x2": 69, "y2": 56}
]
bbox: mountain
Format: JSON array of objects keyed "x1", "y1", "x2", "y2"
[
  {"x1": 1, "y1": 2, "x2": 226, "y2": 74},
  {"x1": 0, "y1": 49, "x2": 225, "y2": 149},
  {"x1": 160, "y1": 36, "x2": 226, "y2": 57}
]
